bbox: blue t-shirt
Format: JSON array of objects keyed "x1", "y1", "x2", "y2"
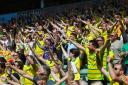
[{"x1": 43, "y1": 45, "x2": 56, "y2": 59}]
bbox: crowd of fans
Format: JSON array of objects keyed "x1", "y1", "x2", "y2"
[{"x1": 0, "y1": 1, "x2": 128, "y2": 85}]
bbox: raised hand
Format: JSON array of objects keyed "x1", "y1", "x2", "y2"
[{"x1": 107, "y1": 56, "x2": 112, "y2": 63}]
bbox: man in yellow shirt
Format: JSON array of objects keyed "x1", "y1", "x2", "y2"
[
  {"x1": 97, "y1": 55, "x2": 128, "y2": 85},
  {"x1": 68, "y1": 36, "x2": 114, "y2": 85},
  {"x1": 34, "y1": 35, "x2": 45, "y2": 57}
]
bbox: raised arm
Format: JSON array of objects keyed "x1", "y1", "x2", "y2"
[
  {"x1": 107, "y1": 57, "x2": 120, "y2": 81},
  {"x1": 69, "y1": 39, "x2": 85, "y2": 51},
  {"x1": 7, "y1": 79, "x2": 21, "y2": 85},
  {"x1": 50, "y1": 21, "x2": 66, "y2": 37},
  {"x1": 27, "y1": 44, "x2": 44, "y2": 66},
  {"x1": 61, "y1": 44, "x2": 69, "y2": 59},
  {"x1": 56, "y1": 73, "x2": 68, "y2": 85},
  {"x1": 9, "y1": 65, "x2": 33, "y2": 81},
  {"x1": 48, "y1": 47, "x2": 66, "y2": 76},
  {"x1": 96, "y1": 52, "x2": 108, "y2": 77},
  {"x1": 110, "y1": 20, "x2": 118, "y2": 33},
  {"x1": 48, "y1": 48, "x2": 59, "y2": 64},
  {"x1": 80, "y1": 19, "x2": 88, "y2": 25},
  {"x1": 119, "y1": 20, "x2": 128, "y2": 42},
  {"x1": 56, "y1": 22, "x2": 65, "y2": 29},
  {"x1": 67, "y1": 61, "x2": 74, "y2": 85},
  {"x1": 100, "y1": 39, "x2": 110, "y2": 56},
  {"x1": 7, "y1": 69, "x2": 20, "y2": 84},
  {"x1": 60, "y1": 20, "x2": 67, "y2": 26},
  {"x1": 43, "y1": 24, "x2": 57, "y2": 45},
  {"x1": 119, "y1": 20, "x2": 126, "y2": 33},
  {"x1": 88, "y1": 25, "x2": 98, "y2": 38},
  {"x1": 59, "y1": 35, "x2": 67, "y2": 44},
  {"x1": 28, "y1": 42, "x2": 51, "y2": 65},
  {"x1": 43, "y1": 22, "x2": 52, "y2": 34},
  {"x1": 51, "y1": 71, "x2": 61, "y2": 82},
  {"x1": 0, "y1": 77, "x2": 20, "y2": 85},
  {"x1": 90, "y1": 24, "x2": 102, "y2": 35}
]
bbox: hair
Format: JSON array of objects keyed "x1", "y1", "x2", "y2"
[
  {"x1": 42, "y1": 65, "x2": 51, "y2": 78},
  {"x1": 35, "y1": 75, "x2": 44, "y2": 80},
  {"x1": 0, "y1": 62, "x2": 6, "y2": 69},
  {"x1": 33, "y1": 74, "x2": 48, "y2": 85},
  {"x1": 0, "y1": 57, "x2": 6, "y2": 63},
  {"x1": 70, "y1": 48, "x2": 80, "y2": 57},
  {"x1": 97, "y1": 36, "x2": 104, "y2": 41},
  {"x1": 45, "y1": 38, "x2": 53, "y2": 45},
  {"x1": 89, "y1": 39, "x2": 99, "y2": 48},
  {"x1": 115, "y1": 12, "x2": 121, "y2": 16},
  {"x1": 15, "y1": 61, "x2": 24, "y2": 69},
  {"x1": 28, "y1": 35, "x2": 33, "y2": 41},
  {"x1": 56, "y1": 31, "x2": 61, "y2": 36},
  {"x1": 70, "y1": 32, "x2": 77, "y2": 38}
]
